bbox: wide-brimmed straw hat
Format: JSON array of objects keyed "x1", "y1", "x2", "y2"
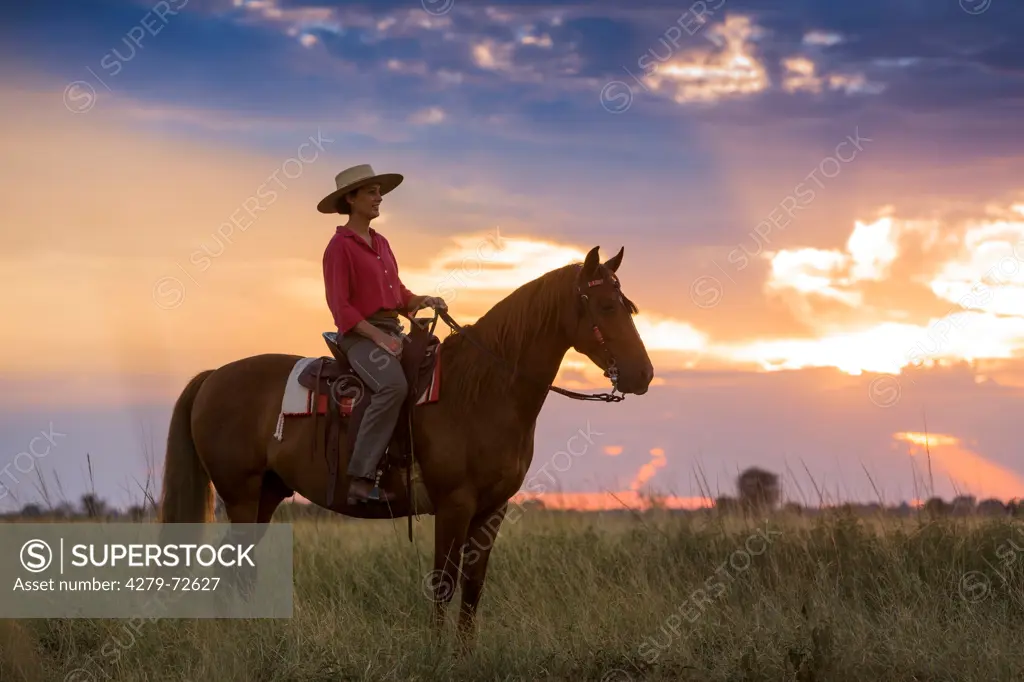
[{"x1": 317, "y1": 164, "x2": 404, "y2": 214}]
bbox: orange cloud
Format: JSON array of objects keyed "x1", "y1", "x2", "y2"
[
  {"x1": 893, "y1": 431, "x2": 1024, "y2": 501},
  {"x1": 603, "y1": 446, "x2": 623, "y2": 456},
  {"x1": 630, "y1": 447, "x2": 667, "y2": 491},
  {"x1": 644, "y1": 15, "x2": 878, "y2": 105},
  {"x1": 645, "y1": 16, "x2": 769, "y2": 104},
  {"x1": 695, "y1": 206, "x2": 1024, "y2": 376}
]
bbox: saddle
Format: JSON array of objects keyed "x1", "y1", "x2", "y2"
[{"x1": 296, "y1": 315, "x2": 440, "y2": 508}]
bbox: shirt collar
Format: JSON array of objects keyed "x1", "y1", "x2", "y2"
[{"x1": 336, "y1": 225, "x2": 377, "y2": 241}]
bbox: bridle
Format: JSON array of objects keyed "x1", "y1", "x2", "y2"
[
  {"x1": 418, "y1": 268, "x2": 627, "y2": 403},
  {"x1": 569, "y1": 272, "x2": 622, "y2": 398}
]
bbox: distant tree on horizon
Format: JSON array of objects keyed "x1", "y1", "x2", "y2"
[
  {"x1": 781, "y1": 501, "x2": 803, "y2": 515},
  {"x1": 952, "y1": 495, "x2": 976, "y2": 516},
  {"x1": 715, "y1": 495, "x2": 741, "y2": 514},
  {"x1": 80, "y1": 493, "x2": 108, "y2": 519},
  {"x1": 52, "y1": 502, "x2": 75, "y2": 518},
  {"x1": 923, "y1": 497, "x2": 950, "y2": 517},
  {"x1": 19, "y1": 504, "x2": 43, "y2": 518},
  {"x1": 737, "y1": 467, "x2": 780, "y2": 513},
  {"x1": 126, "y1": 505, "x2": 149, "y2": 521},
  {"x1": 977, "y1": 498, "x2": 1008, "y2": 516}
]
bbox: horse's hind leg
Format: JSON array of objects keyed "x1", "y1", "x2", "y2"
[
  {"x1": 257, "y1": 471, "x2": 292, "y2": 523},
  {"x1": 216, "y1": 472, "x2": 291, "y2": 597},
  {"x1": 215, "y1": 473, "x2": 264, "y2": 596},
  {"x1": 221, "y1": 473, "x2": 262, "y2": 524}
]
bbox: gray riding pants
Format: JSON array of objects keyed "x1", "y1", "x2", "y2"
[{"x1": 337, "y1": 315, "x2": 409, "y2": 480}]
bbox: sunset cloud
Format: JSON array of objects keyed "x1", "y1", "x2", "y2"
[
  {"x1": 765, "y1": 216, "x2": 905, "y2": 305},
  {"x1": 472, "y1": 40, "x2": 515, "y2": 71},
  {"x1": 803, "y1": 31, "x2": 843, "y2": 47},
  {"x1": 781, "y1": 57, "x2": 821, "y2": 94},
  {"x1": 409, "y1": 106, "x2": 446, "y2": 125},
  {"x1": 641, "y1": 15, "x2": 880, "y2": 106},
  {"x1": 630, "y1": 447, "x2": 667, "y2": 492},
  {"x1": 894, "y1": 431, "x2": 1024, "y2": 501},
  {"x1": 716, "y1": 205, "x2": 1024, "y2": 375},
  {"x1": 644, "y1": 16, "x2": 769, "y2": 104},
  {"x1": 930, "y1": 205, "x2": 1024, "y2": 317}
]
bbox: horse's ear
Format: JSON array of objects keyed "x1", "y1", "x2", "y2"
[
  {"x1": 581, "y1": 246, "x2": 601, "y2": 277},
  {"x1": 603, "y1": 246, "x2": 624, "y2": 273}
]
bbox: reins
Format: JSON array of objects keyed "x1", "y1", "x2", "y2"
[{"x1": 414, "y1": 276, "x2": 627, "y2": 403}]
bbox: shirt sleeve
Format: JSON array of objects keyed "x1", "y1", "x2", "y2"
[
  {"x1": 381, "y1": 235, "x2": 417, "y2": 309},
  {"x1": 398, "y1": 278, "x2": 416, "y2": 310},
  {"x1": 323, "y1": 242, "x2": 364, "y2": 334}
]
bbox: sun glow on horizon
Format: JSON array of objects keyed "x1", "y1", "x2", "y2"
[{"x1": 511, "y1": 491, "x2": 713, "y2": 511}]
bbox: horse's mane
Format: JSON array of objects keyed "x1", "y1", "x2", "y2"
[
  {"x1": 439, "y1": 263, "x2": 580, "y2": 405},
  {"x1": 438, "y1": 261, "x2": 641, "y2": 405}
]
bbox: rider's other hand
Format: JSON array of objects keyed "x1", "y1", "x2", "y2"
[{"x1": 375, "y1": 331, "x2": 403, "y2": 357}]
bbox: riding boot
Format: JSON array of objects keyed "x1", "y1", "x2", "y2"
[{"x1": 347, "y1": 476, "x2": 398, "y2": 504}]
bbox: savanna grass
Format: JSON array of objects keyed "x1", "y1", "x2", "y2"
[{"x1": 11, "y1": 510, "x2": 1024, "y2": 681}]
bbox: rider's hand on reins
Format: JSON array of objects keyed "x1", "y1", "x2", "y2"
[{"x1": 421, "y1": 296, "x2": 447, "y2": 311}]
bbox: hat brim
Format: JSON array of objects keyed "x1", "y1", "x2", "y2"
[{"x1": 317, "y1": 173, "x2": 404, "y2": 214}]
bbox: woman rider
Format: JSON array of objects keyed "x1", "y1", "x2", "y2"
[{"x1": 317, "y1": 164, "x2": 446, "y2": 504}]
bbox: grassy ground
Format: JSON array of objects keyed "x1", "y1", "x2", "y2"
[{"x1": 7, "y1": 510, "x2": 1024, "y2": 681}]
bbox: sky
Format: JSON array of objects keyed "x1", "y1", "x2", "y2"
[{"x1": 2, "y1": 0, "x2": 1024, "y2": 512}]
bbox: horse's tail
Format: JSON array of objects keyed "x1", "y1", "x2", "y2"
[{"x1": 158, "y1": 369, "x2": 216, "y2": 523}]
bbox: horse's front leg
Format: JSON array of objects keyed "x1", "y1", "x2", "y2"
[
  {"x1": 428, "y1": 493, "x2": 474, "y2": 631},
  {"x1": 457, "y1": 503, "x2": 508, "y2": 648}
]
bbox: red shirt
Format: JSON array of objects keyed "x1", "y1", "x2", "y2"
[{"x1": 323, "y1": 225, "x2": 416, "y2": 334}]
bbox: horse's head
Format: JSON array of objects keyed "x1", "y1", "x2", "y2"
[{"x1": 568, "y1": 246, "x2": 654, "y2": 395}]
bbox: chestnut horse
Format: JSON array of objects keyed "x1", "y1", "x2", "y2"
[{"x1": 157, "y1": 245, "x2": 653, "y2": 641}]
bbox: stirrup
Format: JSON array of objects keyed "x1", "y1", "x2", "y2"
[
  {"x1": 348, "y1": 470, "x2": 387, "y2": 505},
  {"x1": 368, "y1": 469, "x2": 384, "y2": 500}
]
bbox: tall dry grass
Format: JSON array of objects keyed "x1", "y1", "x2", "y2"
[{"x1": 8, "y1": 510, "x2": 1024, "y2": 681}]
